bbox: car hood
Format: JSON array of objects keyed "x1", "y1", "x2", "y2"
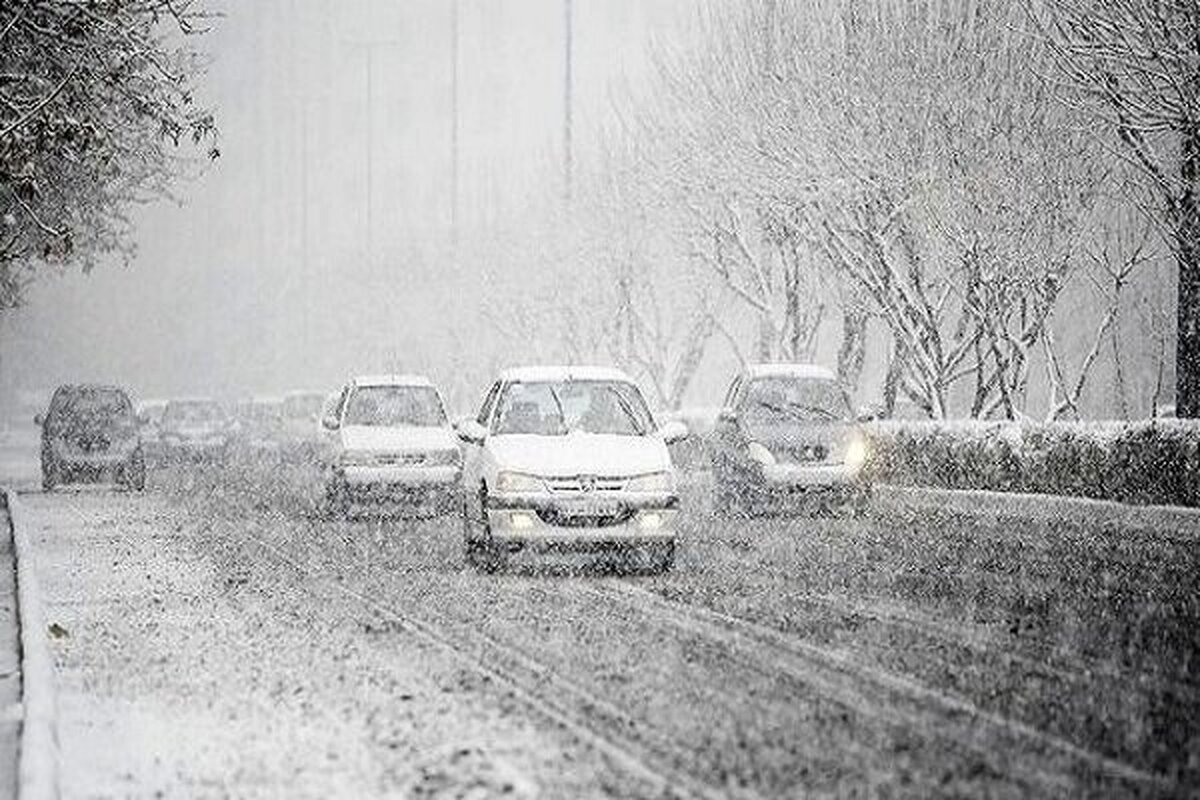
[
  {"x1": 487, "y1": 432, "x2": 671, "y2": 477},
  {"x1": 741, "y1": 419, "x2": 859, "y2": 455},
  {"x1": 163, "y1": 425, "x2": 227, "y2": 439},
  {"x1": 340, "y1": 425, "x2": 457, "y2": 453}
]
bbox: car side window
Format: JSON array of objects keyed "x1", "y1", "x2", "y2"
[
  {"x1": 334, "y1": 385, "x2": 351, "y2": 421},
  {"x1": 723, "y1": 378, "x2": 742, "y2": 409},
  {"x1": 477, "y1": 382, "x2": 500, "y2": 428}
]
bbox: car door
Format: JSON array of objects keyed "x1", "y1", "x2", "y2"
[{"x1": 461, "y1": 381, "x2": 500, "y2": 517}]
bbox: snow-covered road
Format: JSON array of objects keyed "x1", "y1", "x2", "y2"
[{"x1": 13, "y1": 461, "x2": 1199, "y2": 797}]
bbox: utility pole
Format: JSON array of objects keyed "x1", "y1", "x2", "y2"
[
  {"x1": 563, "y1": 0, "x2": 573, "y2": 204},
  {"x1": 343, "y1": 39, "x2": 399, "y2": 283},
  {"x1": 343, "y1": 37, "x2": 400, "y2": 370}
]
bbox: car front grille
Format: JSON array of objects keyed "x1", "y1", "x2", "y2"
[
  {"x1": 536, "y1": 507, "x2": 636, "y2": 528},
  {"x1": 67, "y1": 434, "x2": 111, "y2": 453},
  {"x1": 372, "y1": 453, "x2": 427, "y2": 467},
  {"x1": 544, "y1": 475, "x2": 628, "y2": 494},
  {"x1": 780, "y1": 444, "x2": 829, "y2": 464}
]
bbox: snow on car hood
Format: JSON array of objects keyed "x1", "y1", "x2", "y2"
[
  {"x1": 339, "y1": 424, "x2": 457, "y2": 453},
  {"x1": 487, "y1": 431, "x2": 671, "y2": 477}
]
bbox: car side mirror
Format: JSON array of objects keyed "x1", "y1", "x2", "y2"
[
  {"x1": 856, "y1": 404, "x2": 882, "y2": 423},
  {"x1": 33, "y1": 413, "x2": 44, "y2": 427},
  {"x1": 320, "y1": 412, "x2": 340, "y2": 432},
  {"x1": 455, "y1": 419, "x2": 487, "y2": 445},
  {"x1": 659, "y1": 420, "x2": 689, "y2": 445},
  {"x1": 717, "y1": 408, "x2": 738, "y2": 424}
]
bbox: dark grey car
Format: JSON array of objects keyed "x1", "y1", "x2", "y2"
[
  {"x1": 709, "y1": 364, "x2": 870, "y2": 516},
  {"x1": 38, "y1": 384, "x2": 146, "y2": 491}
]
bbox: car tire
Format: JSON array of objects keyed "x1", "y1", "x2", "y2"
[
  {"x1": 653, "y1": 541, "x2": 675, "y2": 574},
  {"x1": 474, "y1": 486, "x2": 507, "y2": 574},
  {"x1": 462, "y1": 497, "x2": 482, "y2": 568},
  {"x1": 124, "y1": 450, "x2": 147, "y2": 491},
  {"x1": 41, "y1": 455, "x2": 59, "y2": 492},
  {"x1": 324, "y1": 480, "x2": 348, "y2": 518},
  {"x1": 713, "y1": 474, "x2": 745, "y2": 518}
]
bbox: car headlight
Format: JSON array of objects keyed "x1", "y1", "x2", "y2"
[
  {"x1": 425, "y1": 449, "x2": 461, "y2": 467},
  {"x1": 845, "y1": 437, "x2": 868, "y2": 471},
  {"x1": 495, "y1": 471, "x2": 544, "y2": 493},
  {"x1": 747, "y1": 441, "x2": 776, "y2": 466},
  {"x1": 626, "y1": 471, "x2": 675, "y2": 493}
]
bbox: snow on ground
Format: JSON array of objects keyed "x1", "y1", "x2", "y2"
[
  {"x1": 5, "y1": 451, "x2": 1197, "y2": 797},
  {"x1": 21, "y1": 487, "x2": 642, "y2": 799}
]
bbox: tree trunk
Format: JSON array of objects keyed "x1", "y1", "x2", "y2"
[
  {"x1": 836, "y1": 307, "x2": 867, "y2": 398},
  {"x1": 1176, "y1": 122, "x2": 1200, "y2": 418}
]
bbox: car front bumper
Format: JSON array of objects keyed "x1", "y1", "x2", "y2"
[
  {"x1": 486, "y1": 493, "x2": 678, "y2": 551},
  {"x1": 330, "y1": 465, "x2": 461, "y2": 508},
  {"x1": 739, "y1": 462, "x2": 869, "y2": 506},
  {"x1": 51, "y1": 449, "x2": 137, "y2": 470}
]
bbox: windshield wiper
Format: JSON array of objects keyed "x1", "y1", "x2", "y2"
[
  {"x1": 787, "y1": 402, "x2": 841, "y2": 420},
  {"x1": 607, "y1": 387, "x2": 647, "y2": 435},
  {"x1": 546, "y1": 386, "x2": 569, "y2": 436}
]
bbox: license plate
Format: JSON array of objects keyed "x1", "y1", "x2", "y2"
[{"x1": 556, "y1": 500, "x2": 619, "y2": 518}]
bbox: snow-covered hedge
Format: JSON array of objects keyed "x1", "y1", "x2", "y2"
[{"x1": 864, "y1": 419, "x2": 1200, "y2": 507}]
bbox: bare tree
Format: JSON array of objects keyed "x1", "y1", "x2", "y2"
[{"x1": 1031, "y1": 0, "x2": 1200, "y2": 417}]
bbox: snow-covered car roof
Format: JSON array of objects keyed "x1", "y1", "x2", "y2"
[
  {"x1": 744, "y1": 363, "x2": 837, "y2": 381},
  {"x1": 499, "y1": 365, "x2": 634, "y2": 384},
  {"x1": 350, "y1": 374, "x2": 434, "y2": 388}
]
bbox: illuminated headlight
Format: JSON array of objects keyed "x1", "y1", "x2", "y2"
[
  {"x1": 495, "y1": 471, "x2": 544, "y2": 493},
  {"x1": 626, "y1": 471, "x2": 674, "y2": 493},
  {"x1": 638, "y1": 512, "x2": 664, "y2": 530},
  {"x1": 425, "y1": 449, "x2": 461, "y2": 467},
  {"x1": 845, "y1": 437, "x2": 868, "y2": 471},
  {"x1": 509, "y1": 512, "x2": 537, "y2": 530},
  {"x1": 747, "y1": 441, "x2": 776, "y2": 466}
]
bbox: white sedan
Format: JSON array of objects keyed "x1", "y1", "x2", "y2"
[
  {"x1": 456, "y1": 366, "x2": 687, "y2": 572},
  {"x1": 321, "y1": 375, "x2": 461, "y2": 515}
]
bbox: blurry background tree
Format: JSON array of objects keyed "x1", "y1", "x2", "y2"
[
  {"x1": 1031, "y1": 0, "x2": 1200, "y2": 417},
  {"x1": 0, "y1": 0, "x2": 218, "y2": 310}
]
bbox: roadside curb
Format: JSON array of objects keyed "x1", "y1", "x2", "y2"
[
  {"x1": 3, "y1": 489, "x2": 59, "y2": 800},
  {"x1": 874, "y1": 484, "x2": 1200, "y2": 539}
]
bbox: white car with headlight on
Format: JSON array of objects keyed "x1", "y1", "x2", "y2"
[
  {"x1": 321, "y1": 375, "x2": 461, "y2": 515},
  {"x1": 709, "y1": 364, "x2": 872, "y2": 516},
  {"x1": 456, "y1": 366, "x2": 688, "y2": 573}
]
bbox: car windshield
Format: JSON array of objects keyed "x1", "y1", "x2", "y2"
[
  {"x1": 742, "y1": 377, "x2": 850, "y2": 422},
  {"x1": 52, "y1": 388, "x2": 132, "y2": 423},
  {"x1": 164, "y1": 401, "x2": 225, "y2": 426},
  {"x1": 343, "y1": 385, "x2": 446, "y2": 427},
  {"x1": 492, "y1": 380, "x2": 653, "y2": 436},
  {"x1": 282, "y1": 394, "x2": 324, "y2": 419}
]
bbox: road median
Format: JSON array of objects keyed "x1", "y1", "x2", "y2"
[{"x1": 873, "y1": 483, "x2": 1200, "y2": 539}]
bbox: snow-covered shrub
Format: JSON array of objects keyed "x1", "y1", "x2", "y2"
[{"x1": 865, "y1": 420, "x2": 1200, "y2": 507}]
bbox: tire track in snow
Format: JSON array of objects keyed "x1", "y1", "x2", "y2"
[
  {"x1": 588, "y1": 580, "x2": 1172, "y2": 794},
  {"x1": 243, "y1": 530, "x2": 763, "y2": 800}
]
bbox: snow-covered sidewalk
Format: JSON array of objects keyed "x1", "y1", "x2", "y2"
[{"x1": 18, "y1": 486, "x2": 629, "y2": 798}]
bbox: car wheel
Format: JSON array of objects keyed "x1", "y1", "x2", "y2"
[
  {"x1": 41, "y1": 454, "x2": 59, "y2": 492},
  {"x1": 850, "y1": 485, "x2": 872, "y2": 519},
  {"x1": 475, "y1": 486, "x2": 507, "y2": 574},
  {"x1": 124, "y1": 450, "x2": 147, "y2": 491},
  {"x1": 462, "y1": 496, "x2": 482, "y2": 567},
  {"x1": 713, "y1": 472, "x2": 744, "y2": 518},
  {"x1": 652, "y1": 541, "x2": 675, "y2": 574},
  {"x1": 324, "y1": 480, "x2": 348, "y2": 518}
]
